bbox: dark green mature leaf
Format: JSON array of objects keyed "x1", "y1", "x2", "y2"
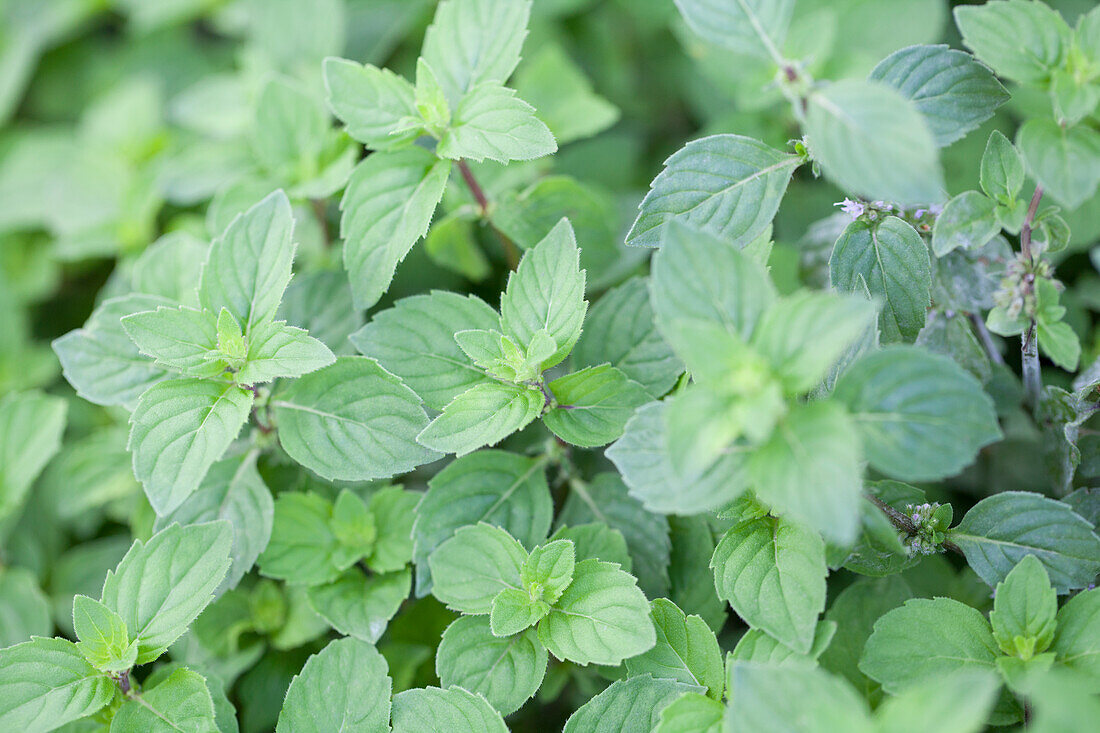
[
  {"x1": 830, "y1": 216, "x2": 931, "y2": 343},
  {"x1": 949, "y1": 492, "x2": 1100, "y2": 592},
  {"x1": 111, "y1": 668, "x2": 217, "y2": 733},
  {"x1": 563, "y1": 675, "x2": 699, "y2": 733},
  {"x1": 833, "y1": 346, "x2": 1002, "y2": 482},
  {"x1": 869, "y1": 45, "x2": 1008, "y2": 147},
  {"x1": 626, "y1": 134, "x2": 800, "y2": 249},
  {"x1": 0, "y1": 637, "x2": 114, "y2": 732},
  {"x1": 307, "y1": 568, "x2": 411, "y2": 643}
]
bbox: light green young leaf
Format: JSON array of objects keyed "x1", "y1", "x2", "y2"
[
  {"x1": 1036, "y1": 280, "x2": 1081, "y2": 370},
  {"x1": 1052, "y1": 588, "x2": 1100, "y2": 680},
  {"x1": 1017, "y1": 117, "x2": 1100, "y2": 210},
  {"x1": 307, "y1": 568, "x2": 411, "y2": 643},
  {"x1": 672, "y1": 0, "x2": 794, "y2": 60},
  {"x1": 276, "y1": 638, "x2": 391, "y2": 733},
  {"x1": 110, "y1": 668, "x2": 217, "y2": 733},
  {"x1": 572, "y1": 277, "x2": 683, "y2": 398},
  {"x1": 874, "y1": 669, "x2": 1000, "y2": 733},
  {"x1": 258, "y1": 492, "x2": 344, "y2": 586},
  {"x1": 868, "y1": 44, "x2": 1008, "y2": 147},
  {"x1": 626, "y1": 134, "x2": 800, "y2": 249},
  {"x1": 199, "y1": 190, "x2": 296, "y2": 335},
  {"x1": 860, "y1": 598, "x2": 999, "y2": 693},
  {"x1": 128, "y1": 378, "x2": 253, "y2": 516},
  {"x1": 340, "y1": 148, "x2": 451, "y2": 309},
  {"x1": 949, "y1": 491, "x2": 1100, "y2": 592},
  {"x1": 330, "y1": 490, "x2": 378, "y2": 566},
  {"x1": 654, "y1": 692, "x2": 723, "y2": 733},
  {"x1": 364, "y1": 486, "x2": 419, "y2": 573},
  {"x1": 805, "y1": 79, "x2": 944, "y2": 206},
  {"x1": 833, "y1": 346, "x2": 1002, "y2": 482},
  {"x1": 563, "y1": 675, "x2": 700, "y2": 733},
  {"x1": 437, "y1": 81, "x2": 556, "y2": 163},
  {"x1": 0, "y1": 390, "x2": 66, "y2": 523},
  {"x1": 490, "y1": 587, "x2": 550, "y2": 637},
  {"x1": 955, "y1": 0, "x2": 1069, "y2": 85},
  {"x1": 235, "y1": 321, "x2": 335, "y2": 384},
  {"x1": 251, "y1": 76, "x2": 327, "y2": 185},
  {"x1": 981, "y1": 130, "x2": 1026, "y2": 204},
  {"x1": 537, "y1": 558, "x2": 656, "y2": 666},
  {"x1": 436, "y1": 615, "x2": 547, "y2": 717},
  {"x1": 323, "y1": 57, "x2": 418, "y2": 151},
  {"x1": 989, "y1": 555, "x2": 1057, "y2": 659},
  {"x1": 543, "y1": 365, "x2": 650, "y2": 448},
  {"x1": 0, "y1": 637, "x2": 114, "y2": 733},
  {"x1": 429, "y1": 523, "x2": 529, "y2": 614},
  {"x1": 830, "y1": 216, "x2": 930, "y2": 343},
  {"x1": 730, "y1": 620, "x2": 837, "y2": 668},
  {"x1": 273, "y1": 356, "x2": 439, "y2": 481},
  {"x1": 625, "y1": 599, "x2": 724, "y2": 699},
  {"x1": 749, "y1": 400, "x2": 863, "y2": 545},
  {"x1": 391, "y1": 686, "x2": 507, "y2": 733},
  {"x1": 500, "y1": 218, "x2": 587, "y2": 369},
  {"x1": 420, "y1": 0, "x2": 532, "y2": 108},
  {"x1": 521, "y1": 539, "x2": 575, "y2": 606},
  {"x1": 649, "y1": 221, "x2": 776, "y2": 342},
  {"x1": 932, "y1": 191, "x2": 999, "y2": 256},
  {"x1": 53, "y1": 294, "x2": 173, "y2": 409},
  {"x1": 352, "y1": 291, "x2": 500, "y2": 411},
  {"x1": 72, "y1": 594, "x2": 135, "y2": 673},
  {"x1": 725, "y1": 664, "x2": 874, "y2": 733},
  {"x1": 120, "y1": 307, "x2": 222, "y2": 378},
  {"x1": 512, "y1": 43, "x2": 619, "y2": 145},
  {"x1": 417, "y1": 381, "x2": 543, "y2": 456},
  {"x1": 101, "y1": 521, "x2": 232, "y2": 665},
  {"x1": 711, "y1": 515, "x2": 826, "y2": 654}
]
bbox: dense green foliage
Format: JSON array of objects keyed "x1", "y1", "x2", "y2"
[{"x1": 2, "y1": 0, "x2": 1100, "y2": 730}]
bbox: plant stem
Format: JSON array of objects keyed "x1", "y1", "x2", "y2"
[
  {"x1": 1020, "y1": 185, "x2": 1044, "y2": 410},
  {"x1": 456, "y1": 158, "x2": 519, "y2": 269}
]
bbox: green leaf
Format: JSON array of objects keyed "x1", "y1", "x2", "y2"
[
  {"x1": 625, "y1": 599, "x2": 723, "y2": 699},
  {"x1": 323, "y1": 57, "x2": 418, "y2": 151},
  {"x1": 53, "y1": 294, "x2": 173, "y2": 409},
  {"x1": 860, "y1": 598, "x2": 999, "y2": 693},
  {"x1": 276, "y1": 638, "x2": 391, "y2": 733},
  {"x1": 128, "y1": 378, "x2": 253, "y2": 516},
  {"x1": 955, "y1": 0, "x2": 1069, "y2": 85},
  {"x1": 724, "y1": 664, "x2": 874, "y2": 733},
  {"x1": 199, "y1": 190, "x2": 296, "y2": 335},
  {"x1": 512, "y1": 43, "x2": 619, "y2": 145},
  {"x1": 537, "y1": 558, "x2": 656, "y2": 666},
  {"x1": 626, "y1": 134, "x2": 800, "y2": 249},
  {"x1": 0, "y1": 637, "x2": 114, "y2": 733},
  {"x1": 0, "y1": 568, "x2": 50, "y2": 648},
  {"x1": 550, "y1": 523, "x2": 633, "y2": 570},
  {"x1": 100, "y1": 521, "x2": 233, "y2": 665},
  {"x1": 391, "y1": 686, "x2": 507, "y2": 733},
  {"x1": 306, "y1": 568, "x2": 411, "y2": 643},
  {"x1": 563, "y1": 675, "x2": 700, "y2": 733},
  {"x1": 949, "y1": 491, "x2": 1100, "y2": 593},
  {"x1": 731, "y1": 620, "x2": 837, "y2": 667},
  {"x1": 543, "y1": 365, "x2": 650, "y2": 447},
  {"x1": 1037, "y1": 309, "x2": 1081, "y2": 372},
  {"x1": 273, "y1": 356, "x2": 438, "y2": 481},
  {"x1": 749, "y1": 400, "x2": 863, "y2": 545},
  {"x1": 331, "y1": 490, "x2": 378, "y2": 564},
  {"x1": 417, "y1": 381, "x2": 543, "y2": 456},
  {"x1": 654, "y1": 692, "x2": 723, "y2": 733},
  {"x1": 711, "y1": 515, "x2": 826, "y2": 654},
  {"x1": 1052, "y1": 587, "x2": 1100, "y2": 680},
  {"x1": 874, "y1": 669, "x2": 1000, "y2": 733},
  {"x1": 365, "y1": 486, "x2": 419, "y2": 573},
  {"x1": 672, "y1": 0, "x2": 793, "y2": 60},
  {"x1": 72, "y1": 595, "x2": 135, "y2": 673},
  {"x1": 830, "y1": 216, "x2": 931, "y2": 343},
  {"x1": 932, "y1": 191, "x2": 1000, "y2": 257},
  {"x1": 429, "y1": 523, "x2": 528, "y2": 614},
  {"x1": 412, "y1": 449, "x2": 552, "y2": 595},
  {"x1": 258, "y1": 492, "x2": 345, "y2": 586},
  {"x1": 572, "y1": 277, "x2": 682, "y2": 398},
  {"x1": 153, "y1": 452, "x2": 273, "y2": 594},
  {"x1": 1017, "y1": 117, "x2": 1100, "y2": 210},
  {"x1": 436, "y1": 615, "x2": 547, "y2": 716},
  {"x1": 490, "y1": 586, "x2": 549, "y2": 637},
  {"x1": 980, "y1": 130, "x2": 1026, "y2": 204},
  {"x1": 868, "y1": 44, "x2": 1008, "y2": 147},
  {"x1": 437, "y1": 81, "x2": 556, "y2": 163},
  {"x1": 819, "y1": 576, "x2": 912, "y2": 692},
  {"x1": 0, "y1": 390, "x2": 66, "y2": 523},
  {"x1": 339, "y1": 148, "x2": 451, "y2": 310},
  {"x1": 235, "y1": 321, "x2": 335, "y2": 384},
  {"x1": 352, "y1": 291, "x2": 500, "y2": 411},
  {"x1": 278, "y1": 270, "x2": 363, "y2": 355},
  {"x1": 833, "y1": 345, "x2": 1002, "y2": 482},
  {"x1": 251, "y1": 76, "x2": 328, "y2": 185},
  {"x1": 667, "y1": 516, "x2": 726, "y2": 633},
  {"x1": 120, "y1": 307, "x2": 222, "y2": 378},
  {"x1": 499, "y1": 218, "x2": 587, "y2": 369},
  {"x1": 805, "y1": 79, "x2": 944, "y2": 206},
  {"x1": 607, "y1": 400, "x2": 751, "y2": 515},
  {"x1": 521, "y1": 539, "x2": 575, "y2": 606},
  {"x1": 420, "y1": 0, "x2": 532, "y2": 108},
  {"x1": 649, "y1": 221, "x2": 776, "y2": 342},
  {"x1": 110, "y1": 668, "x2": 217, "y2": 733},
  {"x1": 989, "y1": 555, "x2": 1057, "y2": 659}
]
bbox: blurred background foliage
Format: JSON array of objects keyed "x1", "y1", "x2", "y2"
[{"x1": 2, "y1": 1, "x2": 1100, "y2": 730}]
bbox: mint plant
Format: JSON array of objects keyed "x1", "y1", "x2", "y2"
[{"x1": 3, "y1": 0, "x2": 1100, "y2": 730}]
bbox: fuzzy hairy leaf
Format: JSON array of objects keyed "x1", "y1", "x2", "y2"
[
  {"x1": 563, "y1": 675, "x2": 699, "y2": 733},
  {"x1": 673, "y1": 0, "x2": 794, "y2": 60},
  {"x1": 111, "y1": 668, "x2": 218, "y2": 733},
  {"x1": 390, "y1": 686, "x2": 506, "y2": 733},
  {"x1": 0, "y1": 390, "x2": 66, "y2": 523},
  {"x1": 625, "y1": 599, "x2": 723, "y2": 698},
  {"x1": 276, "y1": 638, "x2": 391, "y2": 733},
  {"x1": 543, "y1": 365, "x2": 650, "y2": 448},
  {"x1": 438, "y1": 81, "x2": 556, "y2": 163},
  {"x1": 417, "y1": 381, "x2": 543, "y2": 456},
  {"x1": 323, "y1": 58, "x2": 418, "y2": 150},
  {"x1": 0, "y1": 637, "x2": 114, "y2": 733},
  {"x1": 429, "y1": 523, "x2": 528, "y2": 614}
]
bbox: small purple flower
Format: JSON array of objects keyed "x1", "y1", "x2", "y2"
[{"x1": 835, "y1": 198, "x2": 865, "y2": 220}]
